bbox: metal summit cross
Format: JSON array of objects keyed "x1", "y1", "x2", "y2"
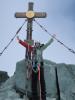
[{"x1": 15, "y1": 2, "x2": 47, "y2": 59}]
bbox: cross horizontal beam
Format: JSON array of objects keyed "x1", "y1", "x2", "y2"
[{"x1": 15, "y1": 12, "x2": 47, "y2": 18}]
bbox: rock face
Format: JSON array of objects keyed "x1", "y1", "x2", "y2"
[
  {"x1": 15, "y1": 59, "x2": 57, "y2": 98},
  {"x1": 0, "y1": 59, "x2": 75, "y2": 100},
  {"x1": 0, "y1": 75, "x2": 28, "y2": 100},
  {"x1": 57, "y1": 64, "x2": 75, "y2": 100},
  {"x1": 13, "y1": 59, "x2": 75, "y2": 100}
]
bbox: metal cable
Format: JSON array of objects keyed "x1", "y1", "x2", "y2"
[
  {"x1": 34, "y1": 19, "x2": 75, "y2": 55},
  {"x1": 0, "y1": 20, "x2": 27, "y2": 56}
]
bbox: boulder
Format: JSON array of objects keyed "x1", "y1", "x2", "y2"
[
  {"x1": 15, "y1": 59, "x2": 57, "y2": 98},
  {"x1": 0, "y1": 71, "x2": 9, "y2": 86}
]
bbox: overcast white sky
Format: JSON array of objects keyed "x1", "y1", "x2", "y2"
[{"x1": 0, "y1": 0, "x2": 75, "y2": 76}]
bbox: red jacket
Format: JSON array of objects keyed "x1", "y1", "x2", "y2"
[{"x1": 18, "y1": 39, "x2": 33, "y2": 52}]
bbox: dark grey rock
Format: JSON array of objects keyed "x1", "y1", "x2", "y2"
[
  {"x1": 0, "y1": 71, "x2": 9, "y2": 86},
  {"x1": 57, "y1": 64, "x2": 75, "y2": 100}
]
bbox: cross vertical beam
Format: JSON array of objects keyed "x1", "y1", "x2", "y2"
[
  {"x1": 28, "y1": 2, "x2": 33, "y2": 11},
  {"x1": 27, "y1": 2, "x2": 33, "y2": 40},
  {"x1": 26, "y1": 2, "x2": 33, "y2": 59}
]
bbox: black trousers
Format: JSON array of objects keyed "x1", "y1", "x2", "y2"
[{"x1": 31, "y1": 63, "x2": 46, "y2": 100}]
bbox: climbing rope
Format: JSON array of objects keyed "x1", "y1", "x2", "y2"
[
  {"x1": 34, "y1": 19, "x2": 75, "y2": 55},
  {"x1": 0, "y1": 20, "x2": 27, "y2": 56},
  {"x1": 38, "y1": 64, "x2": 42, "y2": 100}
]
